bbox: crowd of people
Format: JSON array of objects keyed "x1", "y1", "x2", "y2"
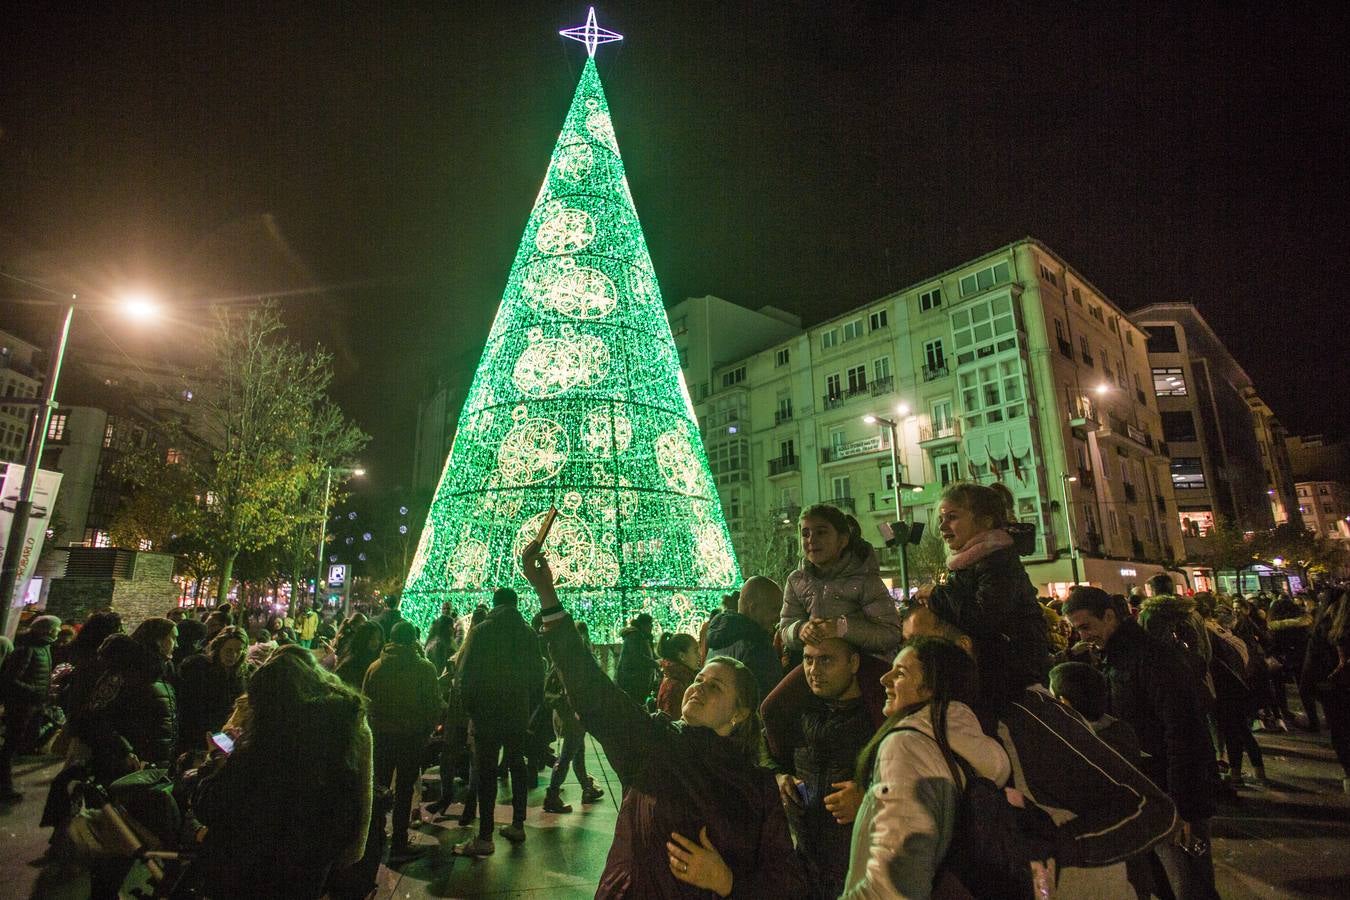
[{"x1": 0, "y1": 481, "x2": 1347, "y2": 898}]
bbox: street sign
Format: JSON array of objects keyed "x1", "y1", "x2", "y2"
[{"x1": 328, "y1": 563, "x2": 347, "y2": 587}]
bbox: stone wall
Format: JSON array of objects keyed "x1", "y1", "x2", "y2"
[{"x1": 43, "y1": 551, "x2": 179, "y2": 630}]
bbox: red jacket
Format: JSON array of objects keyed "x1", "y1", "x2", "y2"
[{"x1": 655, "y1": 658, "x2": 695, "y2": 719}]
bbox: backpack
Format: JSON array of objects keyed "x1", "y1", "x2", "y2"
[{"x1": 891, "y1": 726, "x2": 1057, "y2": 899}]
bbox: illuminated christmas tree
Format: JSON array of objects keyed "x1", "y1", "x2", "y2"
[{"x1": 401, "y1": 10, "x2": 740, "y2": 639}]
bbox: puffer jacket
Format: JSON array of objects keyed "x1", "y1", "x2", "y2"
[
  {"x1": 1, "y1": 629, "x2": 55, "y2": 707},
  {"x1": 928, "y1": 545, "x2": 1050, "y2": 718},
  {"x1": 176, "y1": 654, "x2": 247, "y2": 753},
  {"x1": 779, "y1": 547, "x2": 902, "y2": 656},
  {"x1": 72, "y1": 640, "x2": 178, "y2": 777},
  {"x1": 615, "y1": 626, "x2": 659, "y2": 702},
  {"x1": 362, "y1": 642, "x2": 442, "y2": 737},
  {"x1": 841, "y1": 701, "x2": 1010, "y2": 899},
  {"x1": 705, "y1": 611, "x2": 784, "y2": 700}
]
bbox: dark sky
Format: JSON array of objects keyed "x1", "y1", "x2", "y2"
[{"x1": 3, "y1": 1, "x2": 1347, "y2": 493}]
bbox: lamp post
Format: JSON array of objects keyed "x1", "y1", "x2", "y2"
[
  {"x1": 864, "y1": 404, "x2": 912, "y2": 594},
  {"x1": 1060, "y1": 473, "x2": 1081, "y2": 587},
  {"x1": 0, "y1": 293, "x2": 159, "y2": 636},
  {"x1": 315, "y1": 464, "x2": 364, "y2": 616}
]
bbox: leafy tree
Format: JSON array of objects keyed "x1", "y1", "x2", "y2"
[
  {"x1": 907, "y1": 529, "x2": 950, "y2": 588},
  {"x1": 1187, "y1": 516, "x2": 1258, "y2": 589},
  {"x1": 733, "y1": 515, "x2": 801, "y2": 590}
]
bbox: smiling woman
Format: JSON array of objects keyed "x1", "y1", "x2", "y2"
[{"x1": 522, "y1": 540, "x2": 806, "y2": 899}]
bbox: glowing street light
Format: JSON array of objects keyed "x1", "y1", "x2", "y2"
[
  {"x1": 863, "y1": 409, "x2": 917, "y2": 590},
  {"x1": 1094, "y1": 383, "x2": 1111, "y2": 395},
  {"x1": 1060, "y1": 473, "x2": 1082, "y2": 585},
  {"x1": 121, "y1": 292, "x2": 160, "y2": 322},
  {"x1": 315, "y1": 464, "x2": 366, "y2": 615}
]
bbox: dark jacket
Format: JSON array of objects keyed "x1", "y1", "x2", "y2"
[
  {"x1": 1101, "y1": 619, "x2": 1216, "y2": 822},
  {"x1": 176, "y1": 654, "x2": 247, "y2": 753},
  {"x1": 1, "y1": 629, "x2": 55, "y2": 708},
  {"x1": 929, "y1": 545, "x2": 1050, "y2": 719},
  {"x1": 363, "y1": 642, "x2": 442, "y2": 737},
  {"x1": 791, "y1": 695, "x2": 873, "y2": 900},
  {"x1": 543, "y1": 612, "x2": 807, "y2": 899},
  {"x1": 456, "y1": 604, "x2": 545, "y2": 733},
  {"x1": 374, "y1": 608, "x2": 405, "y2": 639},
  {"x1": 705, "y1": 611, "x2": 784, "y2": 701},
  {"x1": 334, "y1": 651, "x2": 379, "y2": 690},
  {"x1": 71, "y1": 640, "x2": 178, "y2": 777},
  {"x1": 655, "y1": 658, "x2": 695, "y2": 719},
  {"x1": 615, "y1": 626, "x2": 659, "y2": 702}
]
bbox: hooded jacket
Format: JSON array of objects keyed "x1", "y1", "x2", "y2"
[
  {"x1": 1, "y1": 628, "x2": 56, "y2": 707},
  {"x1": 928, "y1": 545, "x2": 1049, "y2": 718},
  {"x1": 363, "y1": 642, "x2": 442, "y2": 737},
  {"x1": 779, "y1": 547, "x2": 902, "y2": 656},
  {"x1": 1101, "y1": 618, "x2": 1216, "y2": 823},
  {"x1": 705, "y1": 611, "x2": 783, "y2": 700},
  {"x1": 543, "y1": 612, "x2": 807, "y2": 898},
  {"x1": 615, "y1": 625, "x2": 659, "y2": 700},
  {"x1": 841, "y1": 701, "x2": 1010, "y2": 899},
  {"x1": 71, "y1": 638, "x2": 178, "y2": 776}
]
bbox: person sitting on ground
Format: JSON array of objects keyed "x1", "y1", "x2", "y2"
[
  {"x1": 192, "y1": 646, "x2": 372, "y2": 899},
  {"x1": 523, "y1": 540, "x2": 807, "y2": 897},
  {"x1": 177, "y1": 626, "x2": 249, "y2": 756},
  {"x1": 655, "y1": 632, "x2": 701, "y2": 719},
  {"x1": 781, "y1": 637, "x2": 873, "y2": 900},
  {"x1": 763, "y1": 505, "x2": 900, "y2": 767},
  {"x1": 363, "y1": 620, "x2": 443, "y2": 860},
  {"x1": 921, "y1": 482, "x2": 1050, "y2": 726},
  {"x1": 704, "y1": 575, "x2": 786, "y2": 702},
  {"x1": 841, "y1": 635, "x2": 1011, "y2": 898}
]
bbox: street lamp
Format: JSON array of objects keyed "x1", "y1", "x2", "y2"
[
  {"x1": 315, "y1": 464, "x2": 365, "y2": 616},
  {"x1": 863, "y1": 404, "x2": 915, "y2": 593},
  {"x1": 0, "y1": 292, "x2": 162, "y2": 635},
  {"x1": 1060, "y1": 473, "x2": 1081, "y2": 586}
]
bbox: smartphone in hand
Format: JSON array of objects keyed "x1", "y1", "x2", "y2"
[{"x1": 536, "y1": 506, "x2": 559, "y2": 545}]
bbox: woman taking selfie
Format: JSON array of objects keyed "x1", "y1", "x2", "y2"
[{"x1": 522, "y1": 540, "x2": 805, "y2": 898}]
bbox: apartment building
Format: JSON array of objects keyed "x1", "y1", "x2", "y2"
[
  {"x1": 1287, "y1": 434, "x2": 1350, "y2": 575},
  {"x1": 681, "y1": 239, "x2": 1185, "y2": 596},
  {"x1": 0, "y1": 329, "x2": 44, "y2": 464}
]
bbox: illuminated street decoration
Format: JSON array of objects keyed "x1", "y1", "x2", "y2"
[
  {"x1": 401, "y1": 31, "x2": 740, "y2": 638},
  {"x1": 559, "y1": 6, "x2": 623, "y2": 59}
]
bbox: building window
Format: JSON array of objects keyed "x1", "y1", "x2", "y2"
[
  {"x1": 721, "y1": 366, "x2": 746, "y2": 388},
  {"x1": 775, "y1": 347, "x2": 790, "y2": 367},
  {"x1": 1126, "y1": 330, "x2": 1134, "y2": 347},
  {"x1": 1170, "y1": 457, "x2": 1206, "y2": 490},
  {"x1": 1324, "y1": 503, "x2": 1334, "y2": 514},
  {"x1": 846, "y1": 365, "x2": 867, "y2": 394},
  {"x1": 932, "y1": 399, "x2": 954, "y2": 431},
  {"x1": 138, "y1": 538, "x2": 154, "y2": 551},
  {"x1": 1108, "y1": 509, "x2": 1120, "y2": 536},
  {"x1": 1079, "y1": 337, "x2": 1094, "y2": 366},
  {"x1": 1071, "y1": 287, "x2": 1084, "y2": 306},
  {"x1": 923, "y1": 339, "x2": 946, "y2": 377},
  {"x1": 831, "y1": 475, "x2": 852, "y2": 500},
  {"x1": 873, "y1": 356, "x2": 891, "y2": 382},
  {"x1": 1145, "y1": 326, "x2": 1180, "y2": 353},
  {"x1": 958, "y1": 261, "x2": 1011, "y2": 297},
  {"x1": 826, "y1": 373, "x2": 841, "y2": 398},
  {"x1": 47, "y1": 413, "x2": 68, "y2": 442},
  {"x1": 1039, "y1": 264, "x2": 1059, "y2": 287},
  {"x1": 1161, "y1": 411, "x2": 1198, "y2": 443},
  {"x1": 821, "y1": 329, "x2": 839, "y2": 350},
  {"x1": 165, "y1": 448, "x2": 184, "y2": 465},
  {"x1": 707, "y1": 439, "x2": 750, "y2": 484},
  {"x1": 843, "y1": 319, "x2": 864, "y2": 342},
  {"x1": 952, "y1": 294, "x2": 1017, "y2": 365},
  {"x1": 918, "y1": 287, "x2": 943, "y2": 311},
  {"x1": 1153, "y1": 367, "x2": 1187, "y2": 396},
  {"x1": 869, "y1": 309, "x2": 888, "y2": 331},
  {"x1": 776, "y1": 396, "x2": 793, "y2": 424},
  {"x1": 780, "y1": 439, "x2": 796, "y2": 460},
  {"x1": 1088, "y1": 305, "x2": 1105, "y2": 323},
  {"x1": 958, "y1": 359, "x2": 1026, "y2": 427},
  {"x1": 1298, "y1": 486, "x2": 1308, "y2": 497},
  {"x1": 103, "y1": 422, "x2": 115, "y2": 449},
  {"x1": 1108, "y1": 316, "x2": 1119, "y2": 335},
  {"x1": 937, "y1": 457, "x2": 960, "y2": 486}
]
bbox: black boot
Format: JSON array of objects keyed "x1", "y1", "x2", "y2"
[{"x1": 543, "y1": 787, "x2": 573, "y2": 813}]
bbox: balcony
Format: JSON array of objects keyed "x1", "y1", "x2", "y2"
[
  {"x1": 774, "y1": 408, "x2": 793, "y2": 425},
  {"x1": 822, "y1": 393, "x2": 845, "y2": 411},
  {"x1": 922, "y1": 364, "x2": 949, "y2": 382},
  {"x1": 821, "y1": 434, "x2": 890, "y2": 464},
  {"x1": 869, "y1": 375, "x2": 894, "y2": 396},
  {"x1": 844, "y1": 383, "x2": 871, "y2": 400},
  {"x1": 829, "y1": 496, "x2": 857, "y2": 514},
  {"x1": 768, "y1": 455, "x2": 800, "y2": 477},
  {"x1": 918, "y1": 422, "x2": 962, "y2": 448}
]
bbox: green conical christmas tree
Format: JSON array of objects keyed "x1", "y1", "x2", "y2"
[{"x1": 402, "y1": 48, "x2": 741, "y2": 639}]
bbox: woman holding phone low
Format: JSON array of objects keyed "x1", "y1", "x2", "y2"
[{"x1": 522, "y1": 540, "x2": 805, "y2": 898}]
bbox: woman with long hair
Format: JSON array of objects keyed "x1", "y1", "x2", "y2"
[
  {"x1": 192, "y1": 644, "x2": 373, "y2": 898},
  {"x1": 334, "y1": 620, "x2": 385, "y2": 689},
  {"x1": 761, "y1": 504, "x2": 901, "y2": 766},
  {"x1": 176, "y1": 626, "x2": 249, "y2": 755},
  {"x1": 522, "y1": 540, "x2": 806, "y2": 896},
  {"x1": 842, "y1": 636, "x2": 1010, "y2": 898}
]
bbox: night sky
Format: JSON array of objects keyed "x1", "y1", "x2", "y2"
[{"x1": 3, "y1": 2, "x2": 1347, "y2": 493}]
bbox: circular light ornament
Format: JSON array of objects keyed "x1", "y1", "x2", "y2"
[
  {"x1": 512, "y1": 327, "x2": 610, "y2": 397},
  {"x1": 553, "y1": 140, "x2": 594, "y2": 183},
  {"x1": 535, "y1": 204, "x2": 596, "y2": 255},
  {"x1": 498, "y1": 407, "x2": 569, "y2": 486},
  {"x1": 523, "y1": 257, "x2": 617, "y2": 320},
  {"x1": 655, "y1": 430, "x2": 705, "y2": 496},
  {"x1": 580, "y1": 406, "x2": 633, "y2": 457}
]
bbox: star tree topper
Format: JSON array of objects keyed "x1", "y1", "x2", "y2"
[{"x1": 560, "y1": 7, "x2": 623, "y2": 58}]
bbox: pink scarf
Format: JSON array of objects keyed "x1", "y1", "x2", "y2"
[{"x1": 945, "y1": 529, "x2": 1014, "y2": 571}]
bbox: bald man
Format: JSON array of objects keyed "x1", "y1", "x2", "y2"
[{"x1": 705, "y1": 576, "x2": 786, "y2": 701}]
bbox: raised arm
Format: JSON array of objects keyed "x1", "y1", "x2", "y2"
[{"x1": 523, "y1": 541, "x2": 665, "y2": 783}]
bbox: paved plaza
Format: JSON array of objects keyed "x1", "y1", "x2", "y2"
[{"x1": 2, "y1": 727, "x2": 1348, "y2": 898}]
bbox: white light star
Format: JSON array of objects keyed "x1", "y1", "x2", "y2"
[{"x1": 560, "y1": 7, "x2": 623, "y2": 58}]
